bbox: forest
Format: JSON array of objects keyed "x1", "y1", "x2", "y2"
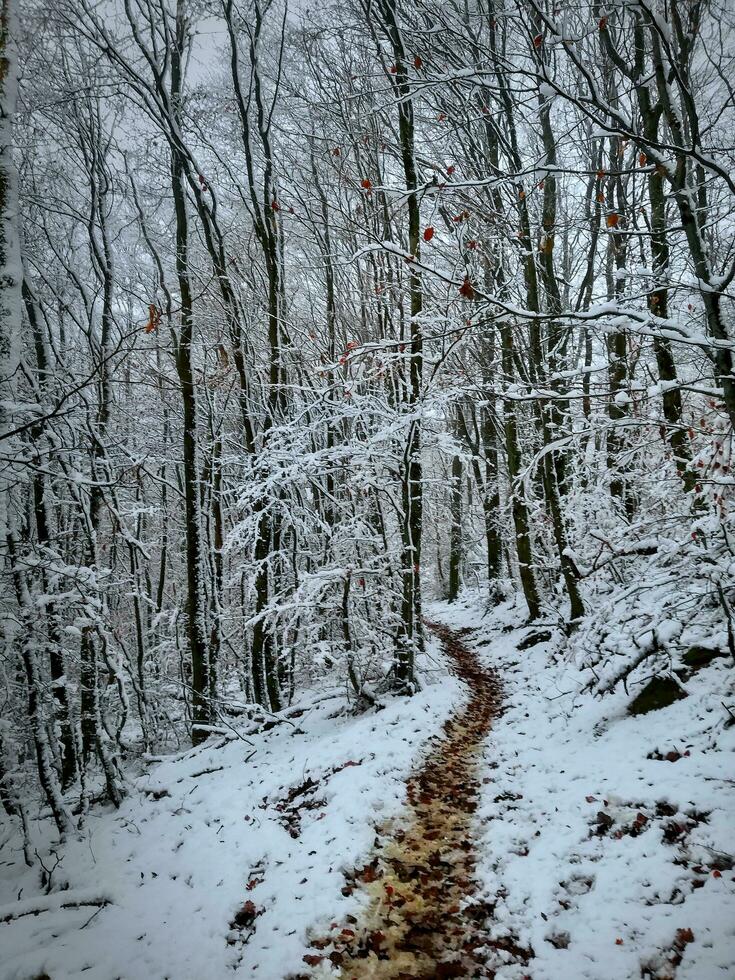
[{"x1": 0, "y1": 0, "x2": 733, "y2": 977}]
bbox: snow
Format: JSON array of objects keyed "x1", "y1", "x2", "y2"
[
  {"x1": 434, "y1": 594, "x2": 735, "y2": 980},
  {"x1": 0, "y1": 640, "x2": 460, "y2": 980},
  {"x1": 2, "y1": 598, "x2": 733, "y2": 979}
]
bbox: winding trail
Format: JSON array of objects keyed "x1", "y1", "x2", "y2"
[{"x1": 301, "y1": 621, "x2": 532, "y2": 979}]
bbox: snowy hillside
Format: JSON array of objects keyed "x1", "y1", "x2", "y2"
[{"x1": 2, "y1": 597, "x2": 732, "y2": 978}]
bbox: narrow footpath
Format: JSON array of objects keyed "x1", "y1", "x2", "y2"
[{"x1": 300, "y1": 621, "x2": 533, "y2": 979}]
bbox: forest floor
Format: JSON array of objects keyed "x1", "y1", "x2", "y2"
[
  {"x1": 297, "y1": 621, "x2": 531, "y2": 979},
  {"x1": 1, "y1": 594, "x2": 734, "y2": 979}
]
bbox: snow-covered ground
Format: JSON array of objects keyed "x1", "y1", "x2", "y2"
[
  {"x1": 0, "y1": 640, "x2": 460, "y2": 980},
  {"x1": 1, "y1": 596, "x2": 733, "y2": 980},
  {"x1": 435, "y1": 595, "x2": 735, "y2": 980}
]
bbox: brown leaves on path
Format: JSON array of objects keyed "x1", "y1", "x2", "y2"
[{"x1": 297, "y1": 621, "x2": 532, "y2": 979}]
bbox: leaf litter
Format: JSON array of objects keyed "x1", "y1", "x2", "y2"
[{"x1": 297, "y1": 621, "x2": 532, "y2": 979}]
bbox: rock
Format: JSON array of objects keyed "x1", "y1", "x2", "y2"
[
  {"x1": 628, "y1": 676, "x2": 687, "y2": 716},
  {"x1": 681, "y1": 645, "x2": 728, "y2": 671},
  {"x1": 517, "y1": 630, "x2": 552, "y2": 650}
]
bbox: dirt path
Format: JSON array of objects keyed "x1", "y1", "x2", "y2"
[{"x1": 299, "y1": 621, "x2": 532, "y2": 979}]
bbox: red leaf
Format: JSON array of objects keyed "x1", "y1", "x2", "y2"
[
  {"x1": 231, "y1": 900, "x2": 260, "y2": 928},
  {"x1": 271, "y1": 199, "x2": 280, "y2": 211},
  {"x1": 145, "y1": 304, "x2": 160, "y2": 334},
  {"x1": 389, "y1": 64, "x2": 397, "y2": 74},
  {"x1": 332, "y1": 147, "x2": 341, "y2": 156},
  {"x1": 615, "y1": 938, "x2": 624, "y2": 945},
  {"x1": 303, "y1": 954, "x2": 324, "y2": 966},
  {"x1": 638, "y1": 152, "x2": 647, "y2": 166},
  {"x1": 467, "y1": 239, "x2": 477, "y2": 250},
  {"x1": 713, "y1": 869, "x2": 722, "y2": 878},
  {"x1": 459, "y1": 277, "x2": 475, "y2": 300},
  {"x1": 423, "y1": 226, "x2": 435, "y2": 241},
  {"x1": 585, "y1": 795, "x2": 597, "y2": 803},
  {"x1": 599, "y1": 16, "x2": 608, "y2": 29},
  {"x1": 607, "y1": 212, "x2": 620, "y2": 227},
  {"x1": 361, "y1": 178, "x2": 372, "y2": 190},
  {"x1": 533, "y1": 34, "x2": 543, "y2": 48},
  {"x1": 446, "y1": 165, "x2": 455, "y2": 175},
  {"x1": 438, "y1": 112, "x2": 447, "y2": 121},
  {"x1": 414, "y1": 55, "x2": 423, "y2": 69}
]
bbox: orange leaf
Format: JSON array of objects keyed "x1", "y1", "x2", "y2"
[
  {"x1": 145, "y1": 304, "x2": 160, "y2": 334},
  {"x1": 606, "y1": 212, "x2": 620, "y2": 227},
  {"x1": 638, "y1": 152, "x2": 647, "y2": 166}
]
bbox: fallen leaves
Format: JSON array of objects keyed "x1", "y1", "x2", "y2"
[
  {"x1": 299, "y1": 624, "x2": 524, "y2": 978},
  {"x1": 230, "y1": 899, "x2": 261, "y2": 930}
]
